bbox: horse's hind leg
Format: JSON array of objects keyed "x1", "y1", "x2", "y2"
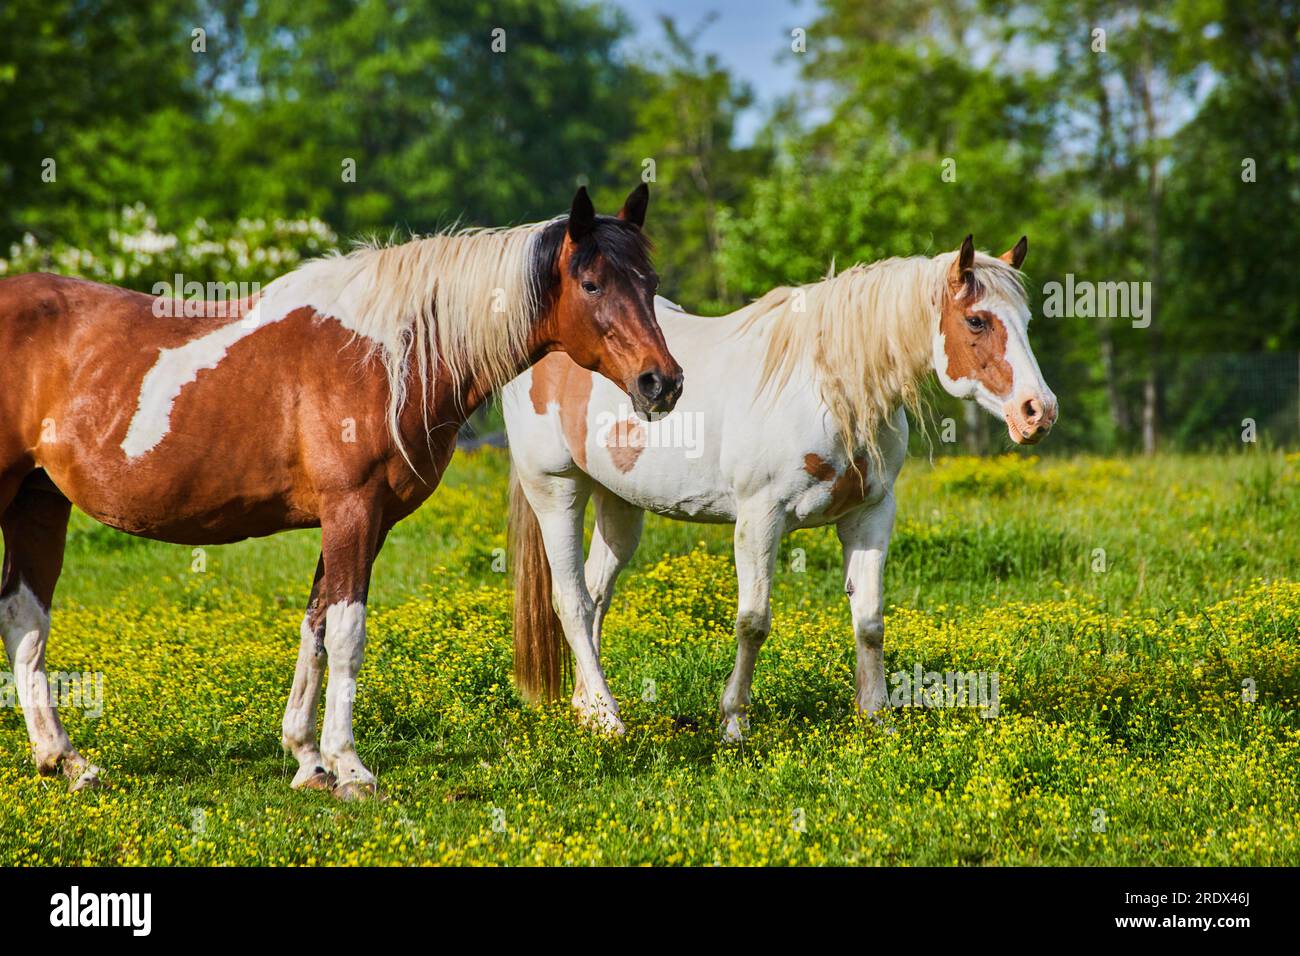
[
  {"x1": 575, "y1": 489, "x2": 643, "y2": 707},
  {"x1": 0, "y1": 473, "x2": 101, "y2": 790}
]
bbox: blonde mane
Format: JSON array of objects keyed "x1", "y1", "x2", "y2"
[
  {"x1": 738, "y1": 250, "x2": 1027, "y2": 465},
  {"x1": 274, "y1": 221, "x2": 547, "y2": 467}
]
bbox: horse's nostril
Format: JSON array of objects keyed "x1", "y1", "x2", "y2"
[
  {"x1": 1023, "y1": 398, "x2": 1041, "y2": 424},
  {"x1": 638, "y1": 371, "x2": 665, "y2": 402}
]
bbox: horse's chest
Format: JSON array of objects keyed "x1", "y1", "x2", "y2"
[{"x1": 789, "y1": 451, "x2": 888, "y2": 526}]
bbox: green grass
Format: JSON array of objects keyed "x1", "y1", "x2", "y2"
[{"x1": 1, "y1": 448, "x2": 1298, "y2": 864}]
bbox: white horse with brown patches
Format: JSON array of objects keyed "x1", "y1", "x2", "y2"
[
  {"x1": 505, "y1": 235, "x2": 1056, "y2": 739},
  {"x1": 0, "y1": 185, "x2": 682, "y2": 796}
]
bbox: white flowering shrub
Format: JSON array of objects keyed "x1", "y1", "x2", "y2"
[{"x1": 0, "y1": 204, "x2": 338, "y2": 289}]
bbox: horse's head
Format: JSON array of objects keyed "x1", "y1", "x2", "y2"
[
  {"x1": 933, "y1": 235, "x2": 1058, "y2": 445},
  {"x1": 532, "y1": 185, "x2": 682, "y2": 418}
]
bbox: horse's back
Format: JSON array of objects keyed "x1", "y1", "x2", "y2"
[{"x1": 0, "y1": 272, "x2": 340, "y2": 541}]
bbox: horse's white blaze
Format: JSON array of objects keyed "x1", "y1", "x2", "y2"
[{"x1": 1000, "y1": 306, "x2": 1053, "y2": 404}]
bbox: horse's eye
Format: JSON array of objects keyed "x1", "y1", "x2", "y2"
[
  {"x1": 965, "y1": 315, "x2": 985, "y2": 333},
  {"x1": 581, "y1": 280, "x2": 601, "y2": 295}
]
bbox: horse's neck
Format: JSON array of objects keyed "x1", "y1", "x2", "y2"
[
  {"x1": 729, "y1": 272, "x2": 937, "y2": 454},
  {"x1": 388, "y1": 346, "x2": 519, "y2": 480},
  {"x1": 657, "y1": 301, "x2": 772, "y2": 366}
]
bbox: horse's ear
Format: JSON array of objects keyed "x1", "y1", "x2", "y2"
[
  {"x1": 618, "y1": 182, "x2": 649, "y2": 228},
  {"x1": 949, "y1": 234, "x2": 976, "y2": 295},
  {"x1": 1000, "y1": 236, "x2": 1028, "y2": 270},
  {"x1": 568, "y1": 186, "x2": 596, "y2": 241}
]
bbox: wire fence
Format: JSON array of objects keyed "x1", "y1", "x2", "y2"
[{"x1": 1164, "y1": 352, "x2": 1300, "y2": 450}]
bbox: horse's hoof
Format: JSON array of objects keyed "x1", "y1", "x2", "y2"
[
  {"x1": 600, "y1": 714, "x2": 627, "y2": 737},
  {"x1": 581, "y1": 709, "x2": 625, "y2": 736},
  {"x1": 574, "y1": 699, "x2": 625, "y2": 736},
  {"x1": 860, "y1": 709, "x2": 897, "y2": 735},
  {"x1": 292, "y1": 766, "x2": 337, "y2": 792},
  {"x1": 720, "y1": 714, "x2": 748, "y2": 743},
  {"x1": 333, "y1": 780, "x2": 383, "y2": 802},
  {"x1": 68, "y1": 766, "x2": 105, "y2": 793}
]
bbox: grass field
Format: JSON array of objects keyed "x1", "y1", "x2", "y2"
[{"x1": 2, "y1": 448, "x2": 1299, "y2": 865}]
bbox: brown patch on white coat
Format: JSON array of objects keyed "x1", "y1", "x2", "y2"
[
  {"x1": 603, "y1": 418, "x2": 647, "y2": 473},
  {"x1": 803, "y1": 453, "x2": 874, "y2": 519},
  {"x1": 528, "y1": 357, "x2": 649, "y2": 475},
  {"x1": 529, "y1": 353, "x2": 594, "y2": 469}
]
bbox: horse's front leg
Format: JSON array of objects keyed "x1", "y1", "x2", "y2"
[
  {"x1": 719, "y1": 501, "x2": 783, "y2": 742},
  {"x1": 526, "y1": 476, "x2": 624, "y2": 734},
  {"x1": 281, "y1": 554, "x2": 334, "y2": 791},
  {"x1": 836, "y1": 493, "x2": 896, "y2": 716},
  {"x1": 316, "y1": 496, "x2": 386, "y2": 801}
]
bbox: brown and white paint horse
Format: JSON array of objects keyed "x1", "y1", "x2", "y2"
[
  {"x1": 0, "y1": 184, "x2": 681, "y2": 798},
  {"x1": 505, "y1": 236, "x2": 1056, "y2": 738}
]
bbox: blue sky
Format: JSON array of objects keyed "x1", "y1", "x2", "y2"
[{"x1": 608, "y1": 0, "x2": 813, "y2": 141}]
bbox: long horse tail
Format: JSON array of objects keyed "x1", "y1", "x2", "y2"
[{"x1": 509, "y1": 468, "x2": 568, "y2": 703}]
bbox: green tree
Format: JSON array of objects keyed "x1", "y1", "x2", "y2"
[
  {"x1": 0, "y1": 0, "x2": 645, "y2": 249},
  {"x1": 603, "y1": 15, "x2": 767, "y2": 312},
  {"x1": 1161, "y1": 0, "x2": 1300, "y2": 352},
  {"x1": 0, "y1": 0, "x2": 207, "y2": 244},
  {"x1": 206, "y1": 0, "x2": 642, "y2": 235}
]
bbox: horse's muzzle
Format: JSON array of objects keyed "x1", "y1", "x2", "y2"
[
  {"x1": 1004, "y1": 393, "x2": 1058, "y2": 444},
  {"x1": 633, "y1": 368, "x2": 683, "y2": 417}
]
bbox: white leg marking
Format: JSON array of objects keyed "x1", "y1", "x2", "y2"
[
  {"x1": 524, "y1": 479, "x2": 624, "y2": 735},
  {"x1": 319, "y1": 601, "x2": 375, "y2": 788},
  {"x1": 720, "y1": 503, "x2": 782, "y2": 742},
  {"x1": 838, "y1": 495, "x2": 896, "y2": 716},
  {"x1": 282, "y1": 614, "x2": 329, "y2": 788},
  {"x1": 0, "y1": 583, "x2": 100, "y2": 786},
  {"x1": 577, "y1": 492, "x2": 643, "y2": 707}
]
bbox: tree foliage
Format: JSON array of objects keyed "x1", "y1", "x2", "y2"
[{"x1": 1, "y1": 0, "x2": 1295, "y2": 451}]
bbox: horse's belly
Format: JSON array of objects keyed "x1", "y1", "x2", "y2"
[
  {"x1": 61, "y1": 477, "x2": 307, "y2": 545},
  {"x1": 38, "y1": 431, "x2": 310, "y2": 545},
  {"x1": 587, "y1": 447, "x2": 737, "y2": 523}
]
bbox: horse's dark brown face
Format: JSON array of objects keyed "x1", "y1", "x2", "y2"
[{"x1": 537, "y1": 186, "x2": 682, "y2": 419}]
